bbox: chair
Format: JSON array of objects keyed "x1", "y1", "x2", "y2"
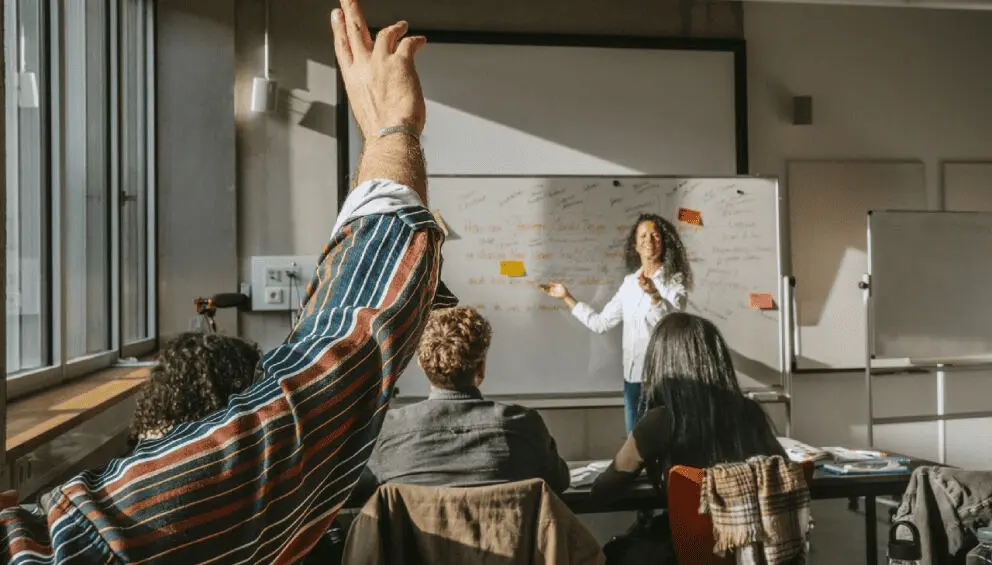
[{"x1": 667, "y1": 461, "x2": 815, "y2": 565}]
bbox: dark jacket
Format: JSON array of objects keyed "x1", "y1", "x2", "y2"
[
  {"x1": 894, "y1": 466, "x2": 992, "y2": 565},
  {"x1": 362, "y1": 386, "x2": 570, "y2": 494}
]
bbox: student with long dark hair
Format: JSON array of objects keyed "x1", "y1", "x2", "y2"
[
  {"x1": 540, "y1": 214, "x2": 693, "y2": 435},
  {"x1": 589, "y1": 312, "x2": 785, "y2": 503}
]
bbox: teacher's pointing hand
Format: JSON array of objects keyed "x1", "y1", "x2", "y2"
[
  {"x1": 539, "y1": 281, "x2": 577, "y2": 308},
  {"x1": 331, "y1": 0, "x2": 427, "y2": 137}
]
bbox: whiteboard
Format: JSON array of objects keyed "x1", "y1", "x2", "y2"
[
  {"x1": 396, "y1": 176, "x2": 784, "y2": 398},
  {"x1": 349, "y1": 43, "x2": 739, "y2": 176},
  {"x1": 787, "y1": 161, "x2": 926, "y2": 370},
  {"x1": 869, "y1": 211, "x2": 992, "y2": 360}
]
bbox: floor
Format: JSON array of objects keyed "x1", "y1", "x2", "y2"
[{"x1": 578, "y1": 498, "x2": 893, "y2": 564}]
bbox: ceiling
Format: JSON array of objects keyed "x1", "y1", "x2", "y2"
[{"x1": 734, "y1": 0, "x2": 992, "y2": 10}]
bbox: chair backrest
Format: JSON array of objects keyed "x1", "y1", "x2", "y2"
[{"x1": 667, "y1": 460, "x2": 814, "y2": 565}]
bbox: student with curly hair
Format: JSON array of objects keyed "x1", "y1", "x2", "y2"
[
  {"x1": 128, "y1": 332, "x2": 261, "y2": 447},
  {"x1": 540, "y1": 213, "x2": 693, "y2": 435},
  {"x1": 362, "y1": 306, "x2": 570, "y2": 492}
]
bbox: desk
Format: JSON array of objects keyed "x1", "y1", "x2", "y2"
[{"x1": 564, "y1": 458, "x2": 934, "y2": 565}]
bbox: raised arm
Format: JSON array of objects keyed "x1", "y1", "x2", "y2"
[
  {"x1": 570, "y1": 286, "x2": 625, "y2": 334},
  {"x1": 539, "y1": 280, "x2": 624, "y2": 334},
  {"x1": 0, "y1": 3, "x2": 440, "y2": 563}
]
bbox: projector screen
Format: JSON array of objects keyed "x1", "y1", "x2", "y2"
[{"x1": 346, "y1": 37, "x2": 745, "y2": 178}]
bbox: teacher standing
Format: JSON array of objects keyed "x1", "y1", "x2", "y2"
[{"x1": 540, "y1": 214, "x2": 693, "y2": 435}]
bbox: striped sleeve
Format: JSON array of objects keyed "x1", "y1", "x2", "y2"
[{"x1": 0, "y1": 205, "x2": 443, "y2": 564}]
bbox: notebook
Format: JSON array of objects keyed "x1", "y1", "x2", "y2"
[
  {"x1": 820, "y1": 458, "x2": 910, "y2": 475},
  {"x1": 569, "y1": 460, "x2": 611, "y2": 488}
]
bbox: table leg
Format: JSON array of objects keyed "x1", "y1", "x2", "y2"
[{"x1": 865, "y1": 495, "x2": 878, "y2": 565}]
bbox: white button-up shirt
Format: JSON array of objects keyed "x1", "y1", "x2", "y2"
[{"x1": 571, "y1": 269, "x2": 688, "y2": 383}]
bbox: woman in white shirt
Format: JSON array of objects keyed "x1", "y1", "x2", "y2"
[{"x1": 540, "y1": 214, "x2": 693, "y2": 434}]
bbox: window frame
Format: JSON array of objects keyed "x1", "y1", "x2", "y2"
[
  {"x1": 4, "y1": 0, "x2": 157, "y2": 401},
  {"x1": 119, "y1": 0, "x2": 155, "y2": 359}
]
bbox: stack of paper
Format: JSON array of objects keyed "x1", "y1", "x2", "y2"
[
  {"x1": 777, "y1": 439, "x2": 911, "y2": 475},
  {"x1": 777, "y1": 437, "x2": 830, "y2": 463},
  {"x1": 569, "y1": 460, "x2": 611, "y2": 488}
]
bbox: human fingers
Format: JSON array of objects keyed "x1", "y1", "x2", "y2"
[
  {"x1": 374, "y1": 21, "x2": 408, "y2": 56},
  {"x1": 330, "y1": 10, "x2": 352, "y2": 67},
  {"x1": 395, "y1": 35, "x2": 428, "y2": 59},
  {"x1": 341, "y1": 0, "x2": 373, "y2": 56}
]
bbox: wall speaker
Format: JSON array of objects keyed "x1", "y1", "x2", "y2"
[
  {"x1": 793, "y1": 95, "x2": 813, "y2": 125},
  {"x1": 250, "y1": 76, "x2": 278, "y2": 113}
]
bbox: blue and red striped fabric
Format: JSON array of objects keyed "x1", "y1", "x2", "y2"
[{"x1": 0, "y1": 199, "x2": 445, "y2": 564}]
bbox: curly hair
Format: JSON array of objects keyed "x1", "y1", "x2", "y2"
[
  {"x1": 623, "y1": 213, "x2": 694, "y2": 290},
  {"x1": 417, "y1": 307, "x2": 492, "y2": 389},
  {"x1": 129, "y1": 332, "x2": 261, "y2": 444}
]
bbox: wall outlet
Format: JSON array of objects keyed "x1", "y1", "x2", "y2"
[
  {"x1": 250, "y1": 255, "x2": 319, "y2": 311},
  {"x1": 264, "y1": 288, "x2": 284, "y2": 305}
]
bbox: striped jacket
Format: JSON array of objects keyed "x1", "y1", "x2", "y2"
[{"x1": 0, "y1": 180, "x2": 449, "y2": 564}]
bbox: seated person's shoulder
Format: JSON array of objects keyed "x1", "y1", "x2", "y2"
[
  {"x1": 378, "y1": 401, "x2": 428, "y2": 433},
  {"x1": 498, "y1": 401, "x2": 542, "y2": 420},
  {"x1": 631, "y1": 406, "x2": 672, "y2": 457},
  {"x1": 494, "y1": 402, "x2": 554, "y2": 432}
]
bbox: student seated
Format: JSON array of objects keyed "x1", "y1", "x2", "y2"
[
  {"x1": 363, "y1": 306, "x2": 571, "y2": 492},
  {"x1": 590, "y1": 312, "x2": 786, "y2": 502},
  {"x1": 128, "y1": 332, "x2": 261, "y2": 448}
]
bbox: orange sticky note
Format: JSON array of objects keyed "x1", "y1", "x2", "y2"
[
  {"x1": 678, "y1": 208, "x2": 702, "y2": 226},
  {"x1": 749, "y1": 293, "x2": 774, "y2": 310},
  {"x1": 499, "y1": 260, "x2": 526, "y2": 277},
  {"x1": 431, "y1": 210, "x2": 449, "y2": 236}
]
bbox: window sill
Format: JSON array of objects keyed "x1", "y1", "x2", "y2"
[{"x1": 6, "y1": 363, "x2": 151, "y2": 461}]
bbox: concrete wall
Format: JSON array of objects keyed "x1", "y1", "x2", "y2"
[{"x1": 156, "y1": 0, "x2": 239, "y2": 340}]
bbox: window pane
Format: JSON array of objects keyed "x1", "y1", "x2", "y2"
[
  {"x1": 5, "y1": 0, "x2": 50, "y2": 374},
  {"x1": 120, "y1": 0, "x2": 147, "y2": 343},
  {"x1": 63, "y1": 0, "x2": 111, "y2": 359}
]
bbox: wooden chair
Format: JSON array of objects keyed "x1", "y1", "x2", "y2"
[{"x1": 667, "y1": 461, "x2": 815, "y2": 565}]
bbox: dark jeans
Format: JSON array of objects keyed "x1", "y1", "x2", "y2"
[{"x1": 623, "y1": 381, "x2": 642, "y2": 435}]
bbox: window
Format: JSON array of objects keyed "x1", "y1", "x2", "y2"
[
  {"x1": 4, "y1": 0, "x2": 49, "y2": 375},
  {"x1": 119, "y1": 0, "x2": 153, "y2": 346},
  {"x1": 3, "y1": 0, "x2": 156, "y2": 399},
  {"x1": 63, "y1": 0, "x2": 112, "y2": 360}
]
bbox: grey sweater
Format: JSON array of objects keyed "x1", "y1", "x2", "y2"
[{"x1": 364, "y1": 387, "x2": 571, "y2": 493}]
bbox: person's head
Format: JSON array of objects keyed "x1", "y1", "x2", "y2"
[
  {"x1": 640, "y1": 312, "x2": 778, "y2": 466},
  {"x1": 417, "y1": 307, "x2": 492, "y2": 390},
  {"x1": 129, "y1": 332, "x2": 261, "y2": 444},
  {"x1": 623, "y1": 214, "x2": 693, "y2": 289}
]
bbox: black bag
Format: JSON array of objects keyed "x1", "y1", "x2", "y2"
[
  {"x1": 301, "y1": 521, "x2": 346, "y2": 565},
  {"x1": 602, "y1": 461, "x2": 677, "y2": 565}
]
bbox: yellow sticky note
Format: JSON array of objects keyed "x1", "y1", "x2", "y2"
[{"x1": 499, "y1": 260, "x2": 526, "y2": 277}]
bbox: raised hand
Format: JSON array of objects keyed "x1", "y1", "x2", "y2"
[{"x1": 330, "y1": 0, "x2": 427, "y2": 137}]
